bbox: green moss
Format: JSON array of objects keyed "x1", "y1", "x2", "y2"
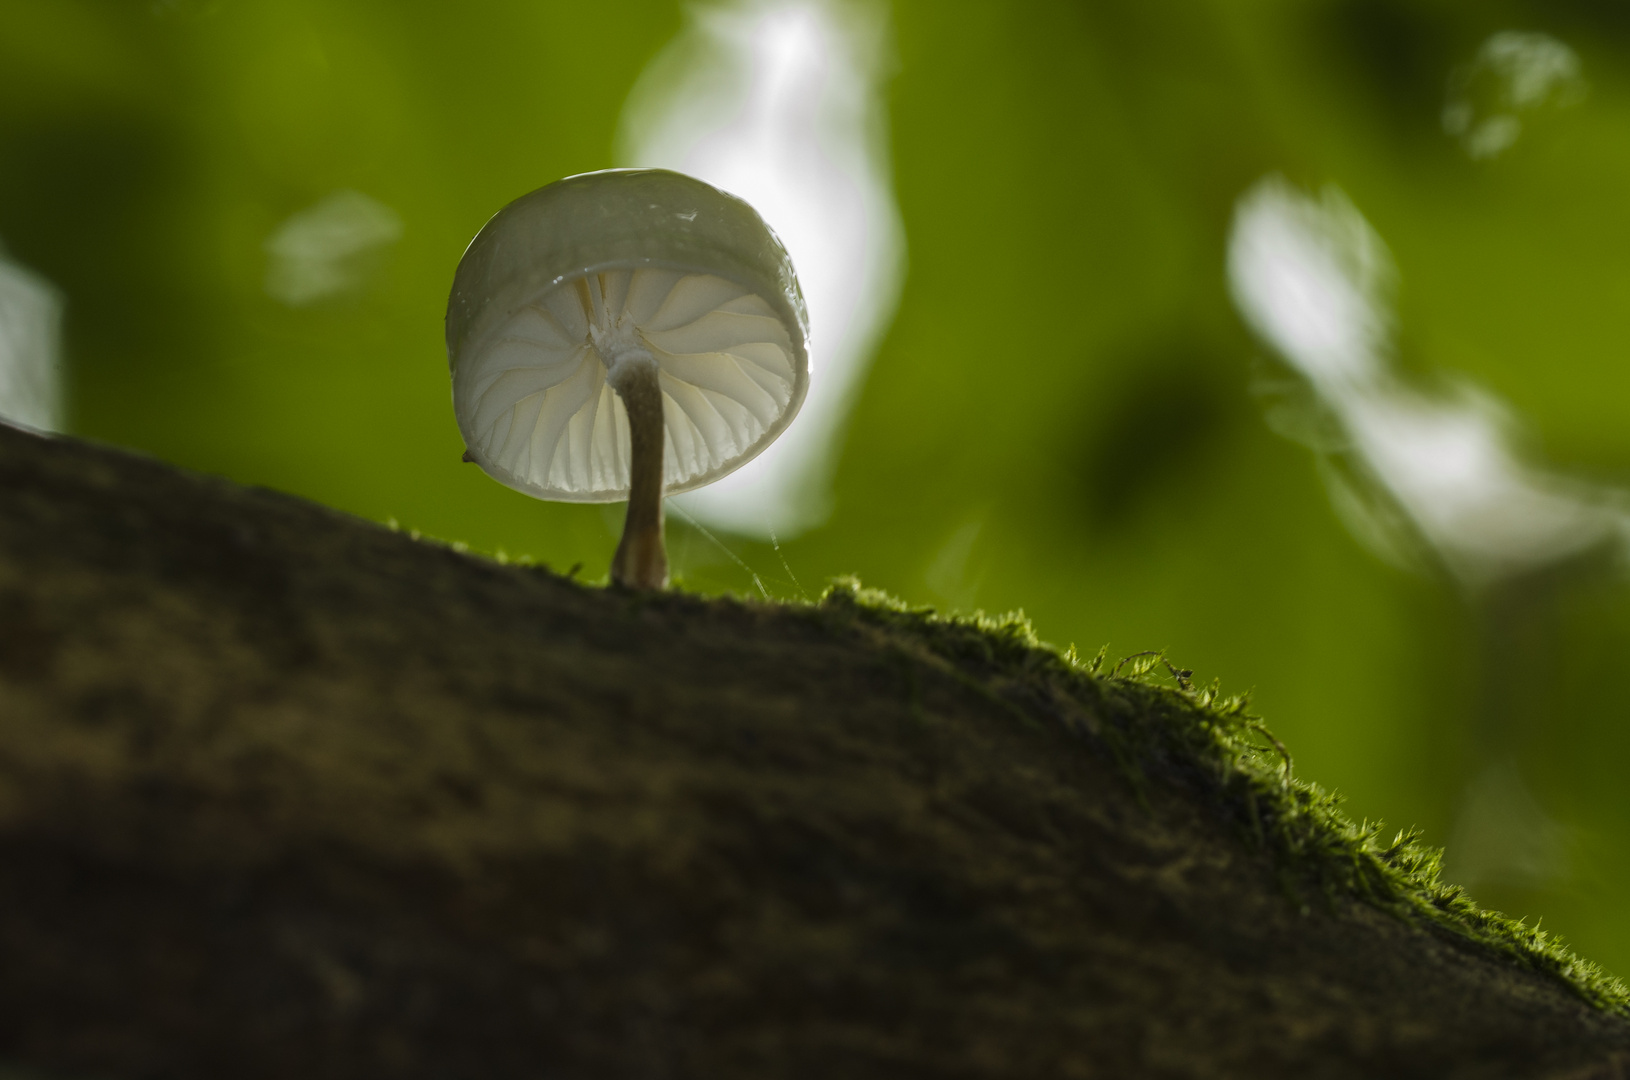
[{"x1": 810, "y1": 575, "x2": 1630, "y2": 1018}]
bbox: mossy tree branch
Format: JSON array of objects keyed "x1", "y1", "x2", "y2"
[{"x1": 0, "y1": 423, "x2": 1626, "y2": 1079}]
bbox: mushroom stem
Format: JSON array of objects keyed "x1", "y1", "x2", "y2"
[{"x1": 607, "y1": 354, "x2": 668, "y2": 590}]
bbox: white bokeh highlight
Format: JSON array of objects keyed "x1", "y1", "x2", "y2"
[
  {"x1": 0, "y1": 246, "x2": 64, "y2": 432},
  {"x1": 1443, "y1": 32, "x2": 1586, "y2": 160},
  {"x1": 265, "y1": 190, "x2": 403, "y2": 307},
  {"x1": 619, "y1": 0, "x2": 905, "y2": 535},
  {"x1": 1228, "y1": 177, "x2": 1628, "y2": 588}
]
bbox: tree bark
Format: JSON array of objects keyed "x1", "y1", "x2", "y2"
[{"x1": 0, "y1": 422, "x2": 1624, "y2": 1079}]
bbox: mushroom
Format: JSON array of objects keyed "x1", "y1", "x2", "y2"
[{"x1": 446, "y1": 169, "x2": 809, "y2": 589}]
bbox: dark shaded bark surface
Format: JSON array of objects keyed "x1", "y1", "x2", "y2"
[{"x1": 0, "y1": 422, "x2": 1626, "y2": 1079}]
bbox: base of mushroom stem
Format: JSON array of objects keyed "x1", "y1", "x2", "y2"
[{"x1": 610, "y1": 512, "x2": 668, "y2": 590}]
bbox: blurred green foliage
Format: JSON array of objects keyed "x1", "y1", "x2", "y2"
[{"x1": 3, "y1": 0, "x2": 1630, "y2": 975}]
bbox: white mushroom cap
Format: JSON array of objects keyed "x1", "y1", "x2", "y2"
[{"x1": 447, "y1": 169, "x2": 810, "y2": 503}]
